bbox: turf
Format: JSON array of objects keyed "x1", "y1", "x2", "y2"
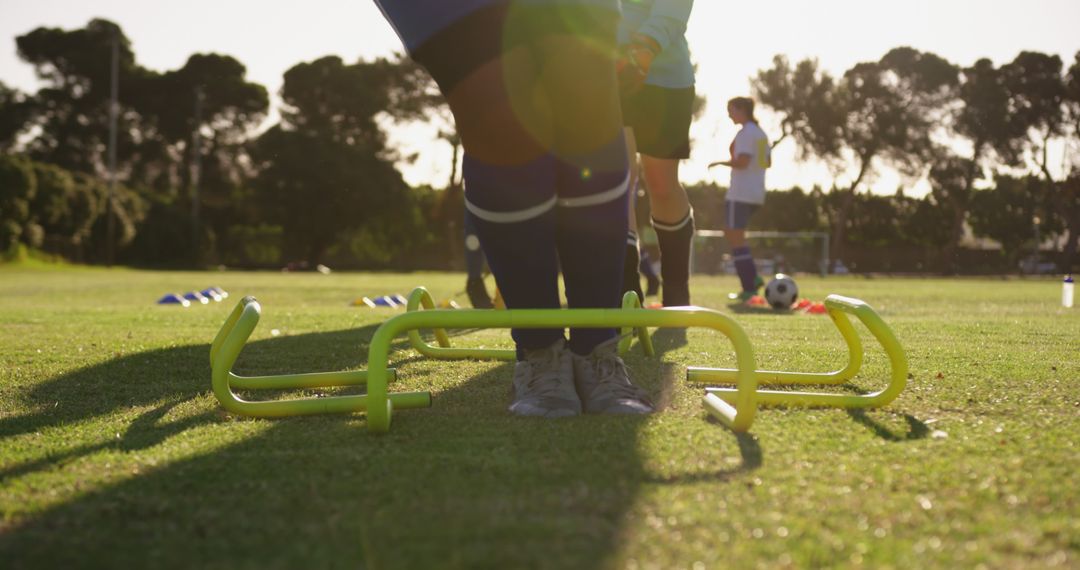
[{"x1": 0, "y1": 266, "x2": 1077, "y2": 569}]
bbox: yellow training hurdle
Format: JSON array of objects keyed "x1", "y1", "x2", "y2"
[{"x1": 210, "y1": 287, "x2": 907, "y2": 433}]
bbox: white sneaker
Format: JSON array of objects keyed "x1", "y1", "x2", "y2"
[
  {"x1": 509, "y1": 339, "x2": 581, "y2": 418},
  {"x1": 572, "y1": 337, "x2": 654, "y2": 414}
]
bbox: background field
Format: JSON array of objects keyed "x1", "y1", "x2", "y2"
[{"x1": 1, "y1": 267, "x2": 1077, "y2": 569}]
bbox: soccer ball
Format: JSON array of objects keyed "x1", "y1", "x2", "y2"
[{"x1": 764, "y1": 274, "x2": 799, "y2": 310}]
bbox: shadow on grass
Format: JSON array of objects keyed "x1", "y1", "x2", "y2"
[
  {"x1": 649, "y1": 326, "x2": 688, "y2": 355},
  {"x1": 0, "y1": 323, "x2": 761, "y2": 568},
  {"x1": 0, "y1": 322, "x2": 394, "y2": 439},
  {"x1": 645, "y1": 429, "x2": 763, "y2": 485},
  {"x1": 0, "y1": 399, "x2": 215, "y2": 483},
  {"x1": 827, "y1": 383, "x2": 929, "y2": 442},
  {"x1": 847, "y1": 409, "x2": 930, "y2": 441}
]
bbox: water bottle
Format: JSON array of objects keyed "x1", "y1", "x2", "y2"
[{"x1": 1064, "y1": 275, "x2": 1075, "y2": 308}]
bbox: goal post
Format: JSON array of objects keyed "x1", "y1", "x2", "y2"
[{"x1": 692, "y1": 230, "x2": 831, "y2": 277}]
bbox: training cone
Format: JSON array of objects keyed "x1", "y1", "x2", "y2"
[
  {"x1": 374, "y1": 296, "x2": 398, "y2": 308},
  {"x1": 209, "y1": 286, "x2": 229, "y2": 300},
  {"x1": 200, "y1": 288, "x2": 224, "y2": 302},
  {"x1": 184, "y1": 291, "x2": 210, "y2": 305},
  {"x1": 353, "y1": 294, "x2": 404, "y2": 308},
  {"x1": 437, "y1": 299, "x2": 461, "y2": 309},
  {"x1": 157, "y1": 293, "x2": 191, "y2": 307},
  {"x1": 807, "y1": 302, "x2": 828, "y2": 315},
  {"x1": 748, "y1": 295, "x2": 768, "y2": 307}
]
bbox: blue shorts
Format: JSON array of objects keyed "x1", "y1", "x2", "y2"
[{"x1": 723, "y1": 200, "x2": 759, "y2": 231}]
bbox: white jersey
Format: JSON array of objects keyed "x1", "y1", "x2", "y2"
[{"x1": 728, "y1": 121, "x2": 771, "y2": 205}]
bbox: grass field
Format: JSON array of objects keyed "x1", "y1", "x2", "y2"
[{"x1": 0, "y1": 266, "x2": 1077, "y2": 569}]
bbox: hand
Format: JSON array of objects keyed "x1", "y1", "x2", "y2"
[{"x1": 616, "y1": 34, "x2": 659, "y2": 96}]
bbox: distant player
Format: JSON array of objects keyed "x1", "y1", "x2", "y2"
[
  {"x1": 463, "y1": 212, "x2": 494, "y2": 309},
  {"x1": 711, "y1": 97, "x2": 771, "y2": 302},
  {"x1": 617, "y1": 0, "x2": 696, "y2": 307}
]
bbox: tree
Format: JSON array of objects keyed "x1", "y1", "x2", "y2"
[
  {"x1": 132, "y1": 53, "x2": 268, "y2": 187},
  {"x1": 252, "y1": 56, "x2": 412, "y2": 264},
  {"x1": 15, "y1": 19, "x2": 273, "y2": 264},
  {"x1": 0, "y1": 154, "x2": 36, "y2": 251},
  {"x1": 29, "y1": 161, "x2": 102, "y2": 259},
  {"x1": 1060, "y1": 52, "x2": 1080, "y2": 271},
  {"x1": 755, "y1": 48, "x2": 957, "y2": 272},
  {"x1": 969, "y1": 174, "x2": 1054, "y2": 268},
  {"x1": 372, "y1": 55, "x2": 467, "y2": 264},
  {"x1": 0, "y1": 81, "x2": 34, "y2": 151},
  {"x1": 935, "y1": 59, "x2": 1027, "y2": 273},
  {"x1": 1002, "y1": 51, "x2": 1080, "y2": 272},
  {"x1": 15, "y1": 19, "x2": 149, "y2": 176},
  {"x1": 747, "y1": 186, "x2": 825, "y2": 232},
  {"x1": 134, "y1": 53, "x2": 269, "y2": 260},
  {"x1": 752, "y1": 56, "x2": 843, "y2": 160}
]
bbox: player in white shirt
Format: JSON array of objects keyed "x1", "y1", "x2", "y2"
[{"x1": 711, "y1": 97, "x2": 771, "y2": 302}]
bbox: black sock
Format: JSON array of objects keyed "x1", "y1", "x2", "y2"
[{"x1": 652, "y1": 210, "x2": 694, "y2": 306}]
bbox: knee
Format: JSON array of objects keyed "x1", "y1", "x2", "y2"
[
  {"x1": 646, "y1": 181, "x2": 684, "y2": 209},
  {"x1": 726, "y1": 231, "x2": 746, "y2": 248},
  {"x1": 643, "y1": 170, "x2": 682, "y2": 203}
]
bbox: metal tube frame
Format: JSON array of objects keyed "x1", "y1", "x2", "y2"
[
  {"x1": 210, "y1": 297, "x2": 432, "y2": 419},
  {"x1": 405, "y1": 288, "x2": 654, "y2": 360},
  {"x1": 211, "y1": 290, "x2": 758, "y2": 433},
  {"x1": 209, "y1": 290, "x2": 905, "y2": 434},
  {"x1": 690, "y1": 295, "x2": 908, "y2": 412}
]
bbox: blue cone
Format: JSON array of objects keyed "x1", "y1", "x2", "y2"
[
  {"x1": 183, "y1": 291, "x2": 210, "y2": 305},
  {"x1": 372, "y1": 296, "x2": 398, "y2": 307},
  {"x1": 157, "y1": 293, "x2": 191, "y2": 307},
  {"x1": 200, "y1": 288, "x2": 223, "y2": 302}
]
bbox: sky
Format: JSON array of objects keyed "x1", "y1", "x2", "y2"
[{"x1": 2, "y1": 0, "x2": 1079, "y2": 195}]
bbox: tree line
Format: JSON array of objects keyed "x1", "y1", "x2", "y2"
[
  {"x1": 754, "y1": 47, "x2": 1080, "y2": 273},
  {"x1": 0, "y1": 19, "x2": 444, "y2": 267},
  {"x1": 0, "y1": 19, "x2": 1077, "y2": 273}
]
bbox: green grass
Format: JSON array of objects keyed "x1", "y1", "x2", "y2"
[{"x1": 0, "y1": 267, "x2": 1077, "y2": 569}]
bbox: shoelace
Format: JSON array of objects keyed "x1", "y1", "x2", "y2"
[
  {"x1": 587, "y1": 351, "x2": 643, "y2": 400},
  {"x1": 523, "y1": 348, "x2": 568, "y2": 397}
]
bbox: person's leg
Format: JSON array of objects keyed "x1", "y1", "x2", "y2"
[
  {"x1": 531, "y1": 8, "x2": 629, "y2": 357},
  {"x1": 380, "y1": 2, "x2": 579, "y2": 418},
  {"x1": 642, "y1": 155, "x2": 694, "y2": 306},
  {"x1": 528, "y1": 7, "x2": 652, "y2": 414},
  {"x1": 622, "y1": 128, "x2": 645, "y2": 301},
  {"x1": 724, "y1": 201, "x2": 762, "y2": 299},
  {"x1": 631, "y1": 85, "x2": 696, "y2": 307},
  {"x1": 410, "y1": 4, "x2": 566, "y2": 352},
  {"x1": 640, "y1": 248, "x2": 661, "y2": 296},
  {"x1": 463, "y1": 210, "x2": 493, "y2": 308}
]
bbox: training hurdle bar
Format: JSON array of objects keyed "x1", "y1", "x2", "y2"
[
  {"x1": 210, "y1": 288, "x2": 906, "y2": 434},
  {"x1": 688, "y1": 295, "x2": 908, "y2": 411},
  {"x1": 406, "y1": 288, "x2": 655, "y2": 360},
  {"x1": 209, "y1": 297, "x2": 433, "y2": 421},
  {"x1": 404, "y1": 288, "x2": 908, "y2": 424},
  {"x1": 211, "y1": 290, "x2": 759, "y2": 433}
]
